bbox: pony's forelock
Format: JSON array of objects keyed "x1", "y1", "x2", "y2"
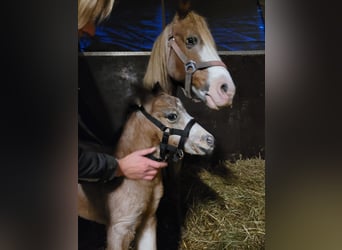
[
  {"x1": 177, "y1": 0, "x2": 191, "y2": 18},
  {"x1": 177, "y1": 11, "x2": 217, "y2": 49}
]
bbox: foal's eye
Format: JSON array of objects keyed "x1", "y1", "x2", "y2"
[
  {"x1": 166, "y1": 113, "x2": 178, "y2": 122},
  {"x1": 186, "y1": 36, "x2": 198, "y2": 49}
]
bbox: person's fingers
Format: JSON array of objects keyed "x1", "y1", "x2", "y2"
[
  {"x1": 147, "y1": 160, "x2": 167, "y2": 169},
  {"x1": 135, "y1": 147, "x2": 157, "y2": 156},
  {"x1": 135, "y1": 147, "x2": 167, "y2": 169},
  {"x1": 143, "y1": 175, "x2": 154, "y2": 181},
  {"x1": 143, "y1": 168, "x2": 159, "y2": 180},
  {"x1": 143, "y1": 167, "x2": 155, "y2": 174}
]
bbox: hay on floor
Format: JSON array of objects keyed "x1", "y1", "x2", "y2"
[{"x1": 180, "y1": 158, "x2": 265, "y2": 249}]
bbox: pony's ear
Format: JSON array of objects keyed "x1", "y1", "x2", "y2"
[
  {"x1": 152, "y1": 82, "x2": 164, "y2": 95},
  {"x1": 177, "y1": 0, "x2": 191, "y2": 19}
]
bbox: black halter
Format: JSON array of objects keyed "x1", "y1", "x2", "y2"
[
  {"x1": 139, "y1": 106, "x2": 196, "y2": 162},
  {"x1": 168, "y1": 35, "x2": 227, "y2": 100}
]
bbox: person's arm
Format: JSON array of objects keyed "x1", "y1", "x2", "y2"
[
  {"x1": 78, "y1": 148, "x2": 119, "y2": 182},
  {"x1": 78, "y1": 147, "x2": 168, "y2": 183}
]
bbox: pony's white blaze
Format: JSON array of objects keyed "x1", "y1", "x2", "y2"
[{"x1": 199, "y1": 45, "x2": 236, "y2": 109}]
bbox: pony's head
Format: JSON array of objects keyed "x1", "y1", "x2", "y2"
[{"x1": 144, "y1": 9, "x2": 236, "y2": 110}]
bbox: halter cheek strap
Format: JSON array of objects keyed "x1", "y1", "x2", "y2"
[
  {"x1": 168, "y1": 36, "x2": 227, "y2": 100},
  {"x1": 139, "y1": 106, "x2": 196, "y2": 162}
]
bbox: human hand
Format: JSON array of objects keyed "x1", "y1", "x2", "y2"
[{"x1": 117, "y1": 147, "x2": 167, "y2": 180}]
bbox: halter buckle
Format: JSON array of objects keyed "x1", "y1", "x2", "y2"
[{"x1": 185, "y1": 60, "x2": 196, "y2": 73}]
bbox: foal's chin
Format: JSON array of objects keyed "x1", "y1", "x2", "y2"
[{"x1": 185, "y1": 144, "x2": 214, "y2": 156}]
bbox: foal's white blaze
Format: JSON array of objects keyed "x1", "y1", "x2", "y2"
[
  {"x1": 167, "y1": 99, "x2": 214, "y2": 155},
  {"x1": 198, "y1": 44, "x2": 236, "y2": 109},
  {"x1": 173, "y1": 100, "x2": 214, "y2": 155},
  {"x1": 186, "y1": 122, "x2": 214, "y2": 155}
]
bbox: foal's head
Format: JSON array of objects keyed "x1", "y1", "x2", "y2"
[{"x1": 129, "y1": 85, "x2": 215, "y2": 158}]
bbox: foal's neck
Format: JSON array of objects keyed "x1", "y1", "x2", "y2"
[{"x1": 115, "y1": 111, "x2": 161, "y2": 159}]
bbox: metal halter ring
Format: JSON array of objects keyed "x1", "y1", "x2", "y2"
[
  {"x1": 185, "y1": 60, "x2": 197, "y2": 73},
  {"x1": 176, "y1": 149, "x2": 184, "y2": 159},
  {"x1": 173, "y1": 149, "x2": 184, "y2": 162}
]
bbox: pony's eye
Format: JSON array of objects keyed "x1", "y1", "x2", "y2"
[
  {"x1": 166, "y1": 113, "x2": 178, "y2": 122},
  {"x1": 186, "y1": 36, "x2": 198, "y2": 49}
]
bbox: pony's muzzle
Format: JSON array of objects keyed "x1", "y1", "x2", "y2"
[
  {"x1": 206, "y1": 79, "x2": 236, "y2": 109},
  {"x1": 221, "y1": 83, "x2": 229, "y2": 93},
  {"x1": 220, "y1": 82, "x2": 235, "y2": 105},
  {"x1": 218, "y1": 81, "x2": 235, "y2": 100},
  {"x1": 204, "y1": 66, "x2": 236, "y2": 109}
]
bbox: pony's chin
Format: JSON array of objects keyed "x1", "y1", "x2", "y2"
[{"x1": 205, "y1": 94, "x2": 219, "y2": 110}]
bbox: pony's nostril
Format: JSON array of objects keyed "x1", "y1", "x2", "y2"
[
  {"x1": 221, "y1": 83, "x2": 228, "y2": 93},
  {"x1": 206, "y1": 135, "x2": 215, "y2": 146}
]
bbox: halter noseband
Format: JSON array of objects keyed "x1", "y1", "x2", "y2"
[
  {"x1": 139, "y1": 105, "x2": 196, "y2": 162},
  {"x1": 168, "y1": 36, "x2": 227, "y2": 100}
]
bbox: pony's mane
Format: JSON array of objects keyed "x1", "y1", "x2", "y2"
[
  {"x1": 143, "y1": 25, "x2": 171, "y2": 93},
  {"x1": 143, "y1": 11, "x2": 217, "y2": 93}
]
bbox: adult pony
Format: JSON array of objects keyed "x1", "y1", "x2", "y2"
[
  {"x1": 143, "y1": 7, "x2": 236, "y2": 110},
  {"x1": 78, "y1": 86, "x2": 214, "y2": 250}
]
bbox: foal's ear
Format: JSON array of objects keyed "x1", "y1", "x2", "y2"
[
  {"x1": 152, "y1": 82, "x2": 164, "y2": 95},
  {"x1": 129, "y1": 84, "x2": 149, "y2": 107},
  {"x1": 177, "y1": 0, "x2": 191, "y2": 19}
]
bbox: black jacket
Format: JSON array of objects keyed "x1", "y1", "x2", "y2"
[
  {"x1": 78, "y1": 55, "x2": 126, "y2": 183},
  {"x1": 78, "y1": 147, "x2": 118, "y2": 182}
]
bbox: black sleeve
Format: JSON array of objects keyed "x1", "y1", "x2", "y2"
[{"x1": 78, "y1": 148, "x2": 119, "y2": 183}]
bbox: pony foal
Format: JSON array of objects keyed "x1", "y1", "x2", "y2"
[{"x1": 78, "y1": 88, "x2": 214, "y2": 250}]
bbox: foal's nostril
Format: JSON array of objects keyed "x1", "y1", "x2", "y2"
[
  {"x1": 206, "y1": 135, "x2": 215, "y2": 147},
  {"x1": 221, "y1": 83, "x2": 228, "y2": 93}
]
